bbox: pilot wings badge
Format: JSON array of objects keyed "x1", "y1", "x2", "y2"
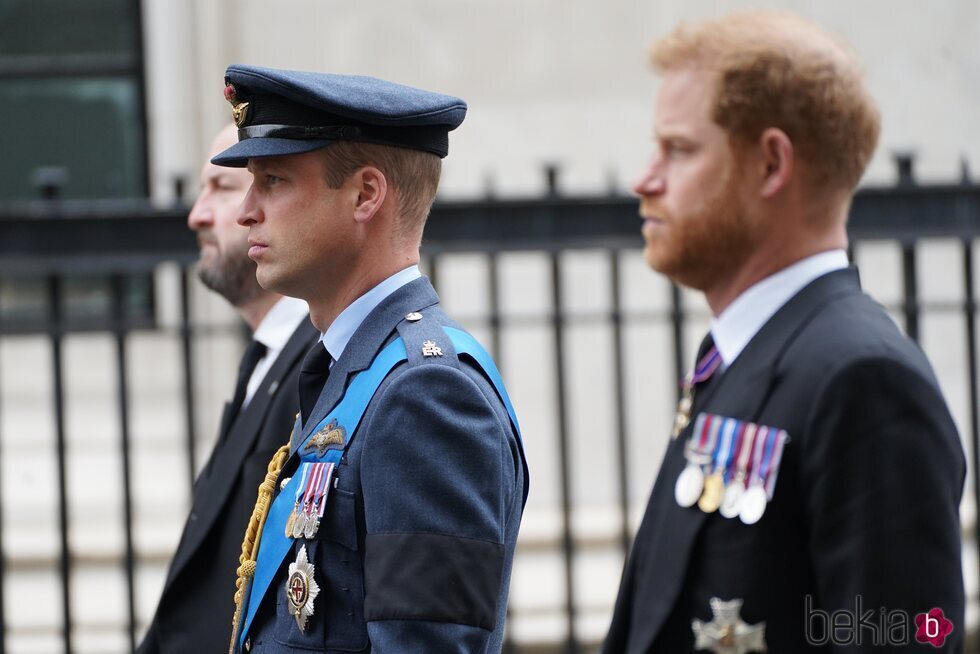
[{"x1": 303, "y1": 419, "x2": 347, "y2": 457}]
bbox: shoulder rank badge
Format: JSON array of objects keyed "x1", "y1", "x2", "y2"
[
  {"x1": 692, "y1": 597, "x2": 767, "y2": 654},
  {"x1": 286, "y1": 545, "x2": 320, "y2": 632}
]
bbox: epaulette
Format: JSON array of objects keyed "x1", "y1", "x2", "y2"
[{"x1": 395, "y1": 310, "x2": 461, "y2": 371}]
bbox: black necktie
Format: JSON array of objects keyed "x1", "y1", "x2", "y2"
[
  {"x1": 209, "y1": 339, "x2": 267, "y2": 473},
  {"x1": 226, "y1": 340, "x2": 267, "y2": 431},
  {"x1": 299, "y1": 343, "x2": 332, "y2": 424}
]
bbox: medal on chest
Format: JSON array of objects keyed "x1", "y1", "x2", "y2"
[
  {"x1": 285, "y1": 544, "x2": 320, "y2": 632},
  {"x1": 692, "y1": 597, "x2": 767, "y2": 654},
  {"x1": 672, "y1": 345, "x2": 722, "y2": 439},
  {"x1": 737, "y1": 426, "x2": 788, "y2": 525},
  {"x1": 675, "y1": 413, "x2": 717, "y2": 507},
  {"x1": 698, "y1": 417, "x2": 739, "y2": 513},
  {"x1": 285, "y1": 461, "x2": 336, "y2": 539},
  {"x1": 674, "y1": 413, "x2": 789, "y2": 522},
  {"x1": 720, "y1": 423, "x2": 756, "y2": 519}
]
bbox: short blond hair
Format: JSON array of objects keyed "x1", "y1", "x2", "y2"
[
  {"x1": 320, "y1": 141, "x2": 442, "y2": 240},
  {"x1": 651, "y1": 10, "x2": 880, "y2": 194}
]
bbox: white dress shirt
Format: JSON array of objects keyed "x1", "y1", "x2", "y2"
[
  {"x1": 318, "y1": 265, "x2": 423, "y2": 364},
  {"x1": 244, "y1": 295, "x2": 310, "y2": 407},
  {"x1": 709, "y1": 250, "x2": 849, "y2": 369}
]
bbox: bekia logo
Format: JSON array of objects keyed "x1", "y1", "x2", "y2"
[
  {"x1": 915, "y1": 608, "x2": 953, "y2": 648},
  {"x1": 805, "y1": 596, "x2": 953, "y2": 648}
]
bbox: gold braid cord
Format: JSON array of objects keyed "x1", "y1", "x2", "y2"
[{"x1": 228, "y1": 443, "x2": 291, "y2": 654}]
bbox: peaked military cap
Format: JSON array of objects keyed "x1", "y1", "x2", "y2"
[{"x1": 212, "y1": 64, "x2": 467, "y2": 167}]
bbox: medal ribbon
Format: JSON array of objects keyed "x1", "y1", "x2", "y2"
[
  {"x1": 723, "y1": 421, "x2": 748, "y2": 483},
  {"x1": 293, "y1": 462, "x2": 311, "y2": 505},
  {"x1": 674, "y1": 345, "x2": 721, "y2": 440},
  {"x1": 763, "y1": 430, "x2": 789, "y2": 500},
  {"x1": 749, "y1": 425, "x2": 771, "y2": 487},
  {"x1": 703, "y1": 414, "x2": 722, "y2": 458},
  {"x1": 686, "y1": 413, "x2": 720, "y2": 466},
  {"x1": 712, "y1": 417, "x2": 737, "y2": 473},
  {"x1": 696, "y1": 413, "x2": 712, "y2": 449},
  {"x1": 314, "y1": 462, "x2": 335, "y2": 519},
  {"x1": 689, "y1": 346, "x2": 721, "y2": 386},
  {"x1": 301, "y1": 462, "x2": 322, "y2": 517},
  {"x1": 735, "y1": 424, "x2": 759, "y2": 487},
  {"x1": 756, "y1": 427, "x2": 778, "y2": 492},
  {"x1": 759, "y1": 428, "x2": 777, "y2": 483}
]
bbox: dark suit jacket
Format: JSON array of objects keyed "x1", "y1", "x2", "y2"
[
  {"x1": 139, "y1": 318, "x2": 318, "y2": 654},
  {"x1": 241, "y1": 277, "x2": 527, "y2": 653},
  {"x1": 603, "y1": 268, "x2": 965, "y2": 653}
]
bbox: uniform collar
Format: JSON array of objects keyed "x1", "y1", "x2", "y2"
[
  {"x1": 252, "y1": 295, "x2": 310, "y2": 351},
  {"x1": 319, "y1": 265, "x2": 422, "y2": 362},
  {"x1": 710, "y1": 249, "x2": 849, "y2": 368}
]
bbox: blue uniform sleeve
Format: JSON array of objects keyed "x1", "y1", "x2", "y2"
[{"x1": 358, "y1": 361, "x2": 518, "y2": 652}]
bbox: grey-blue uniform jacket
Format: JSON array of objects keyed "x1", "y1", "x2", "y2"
[{"x1": 240, "y1": 277, "x2": 528, "y2": 653}]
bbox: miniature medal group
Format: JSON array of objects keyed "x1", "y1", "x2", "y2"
[
  {"x1": 283, "y1": 459, "x2": 336, "y2": 631},
  {"x1": 285, "y1": 461, "x2": 336, "y2": 540},
  {"x1": 675, "y1": 412, "x2": 788, "y2": 525}
]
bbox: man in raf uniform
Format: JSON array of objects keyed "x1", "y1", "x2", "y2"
[
  {"x1": 213, "y1": 65, "x2": 528, "y2": 653},
  {"x1": 139, "y1": 124, "x2": 317, "y2": 654},
  {"x1": 602, "y1": 11, "x2": 965, "y2": 654}
]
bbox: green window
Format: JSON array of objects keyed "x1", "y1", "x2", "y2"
[{"x1": 0, "y1": 0, "x2": 147, "y2": 201}]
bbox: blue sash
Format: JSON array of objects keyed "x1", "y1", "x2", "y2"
[{"x1": 239, "y1": 327, "x2": 524, "y2": 647}]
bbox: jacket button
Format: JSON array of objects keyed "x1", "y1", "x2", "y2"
[{"x1": 244, "y1": 636, "x2": 251, "y2": 652}]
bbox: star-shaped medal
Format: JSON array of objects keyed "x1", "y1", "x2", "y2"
[
  {"x1": 285, "y1": 545, "x2": 321, "y2": 632},
  {"x1": 691, "y1": 598, "x2": 767, "y2": 654}
]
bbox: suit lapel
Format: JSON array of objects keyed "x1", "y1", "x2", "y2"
[
  {"x1": 216, "y1": 400, "x2": 235, "y2": 446},
  {"x1": 625, "y1": 268, "x2": 862, "y2": 651},
  {"x1": 164, "y1": 318, "x2": 317, "y2": 590},
  {"x1": 292, "y1": 277, "x2": 439, "y2": 454}
]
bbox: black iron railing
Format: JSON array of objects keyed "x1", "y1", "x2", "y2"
[{"x1": 0, "y1": 173, "x2": 978, "y2": 654}]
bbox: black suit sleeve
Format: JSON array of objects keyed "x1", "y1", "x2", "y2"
[{"x1": 803, "y1": 356, "x2": 965, "y2": 652}]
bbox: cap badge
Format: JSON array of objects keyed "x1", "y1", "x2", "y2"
[{"x1": 224, "y1": 82, "x2": 250, "y2": 128}]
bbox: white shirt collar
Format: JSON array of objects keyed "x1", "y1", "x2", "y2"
[
  {"x1": 244, "y1": 295, "x2": 310, "y2": 406},
  {"x1": 319, "y1": 265, "x2": 422, "y2": 362},
  {"x1": 709, "y1": 250, "x2": 849, "y2": 368},
  {"x1": 252, "y1": 295, "x2": 310, "y2": 351}
]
